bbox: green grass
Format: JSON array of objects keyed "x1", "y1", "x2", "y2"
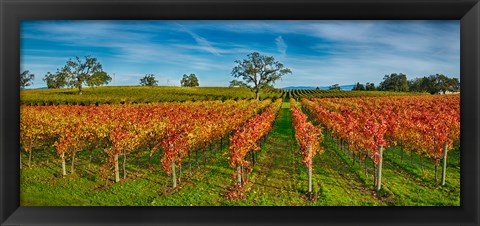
[
  {"x1": 21, "y1": 140, "x2": 235, "y2": 206},
  {"x1": 310, "y1": 139, "x2": 382, "y2": 206},
  {"x1": 20, "y1": 86, "x2": 283, "y2": 105},
  {"x1": 322, "y1": 137, "x2": 460, "y2": 206},
  {"x1": 237, "y1": 102, "x2": 307, "y2": 205}
]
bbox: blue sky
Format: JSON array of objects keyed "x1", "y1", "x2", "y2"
[{"x1": 20, "y1": 20, "x2": 460, "y2": 88}]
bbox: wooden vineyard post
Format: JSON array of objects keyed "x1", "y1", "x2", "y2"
[
  {"x1": 172, "y1": 158, "x2": 177, "y2": 189},
  {"x1": 71, "y1": 151, "x2": 76, "y2": 174},
  {"x1": 28, "y1": 150, "x2": 32, "y2": 168},
  {"x1": 364, "y1": 151, "x2": 368, "y2": 177},
  {"x1": 89, "y1": 149, "x2": 93, "y2": 167},
  {"x1": 169, "y1": 144, "x2": 177, "y2": 188},
  {"x1": 114, "y1": 153, "x2": 120, "y2": 183},
  {"x1": 61, "y1": 154, "x2": 66, "y2": 176},
  {"x1": 236, "y1": 165, "x2": 242, "y2": 186},
  {"x1": 203, "y1": 147, "x2": 207, "y2": 168},
  {"x1": 179, "y1": 164, "x2": 182, "y2": 184},
  {"x1": 375, "y1": 145, "x2": 383, "y2": 191},
  {"x1": 251, "y1": 151, "x2": 255, "y2": 167},
  {"x1": 148, "y1": 153, "x2": 152, "y2": 168},
  {"x1": 28, "y1": 141, "x2": 32, "y2": 168},
  {"x1": 441, "y1": 142, "x2": 448, "y2": 186},
  {"x1": 400, "y1": 147, "x2": 404, "y2": 163},
  {"x1": 307, "y1": 146, "x2": 313, "y2": 199},
  {"x1": 20, "y1": 152, "x2": 22, "y2": 169},
  {"x1": 420, "y1": 156, "x2": 425, "y2": 177},
  {"x1": 123, "y1": 150, "x2": 127, "y2": 180}
]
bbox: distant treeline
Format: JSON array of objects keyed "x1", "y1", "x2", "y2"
[{"x1": 351, "y1": 73, "x2": 459, "y2": 94}]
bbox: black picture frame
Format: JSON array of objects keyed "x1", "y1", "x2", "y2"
[{"x1": 1, "y1": 0, "x2": 479, "y2": 225}]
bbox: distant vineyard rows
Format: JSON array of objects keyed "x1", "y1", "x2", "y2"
[{"x1": 20, "y1": 86, "x2": 424, "y2": 106}]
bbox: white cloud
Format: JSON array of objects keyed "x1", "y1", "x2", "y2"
[
  {"x1": 275, "y1": 36, "x2": 288, "y2": 57},
  {"x1": 176, "y1": 25, "x2": 223, "y2": 56}
]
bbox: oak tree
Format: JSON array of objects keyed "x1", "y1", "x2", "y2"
[
  {"x1": 180, "y1": 73, "x2": 199, "y2": 87},
  {"x1": 140, "y1": 74, "x2": 158, "y2": 86},
  {"x1": 231, "y1": 52, "x2": 291, "y2": 100},
  {"x1": 20, "y1": 70, "x2": 35, "y2": 89}
]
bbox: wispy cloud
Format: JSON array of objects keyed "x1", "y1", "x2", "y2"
[
  {"x1": 275, "y1": 36, "x2": 287, "y2": 57},
  {"x1": 181, "y1": 29, "x2": 222, "y2": 56}
]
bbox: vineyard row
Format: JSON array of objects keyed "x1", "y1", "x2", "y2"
[{"x1": 302, "y1": 95, "x2": 460, "y2": 189}]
